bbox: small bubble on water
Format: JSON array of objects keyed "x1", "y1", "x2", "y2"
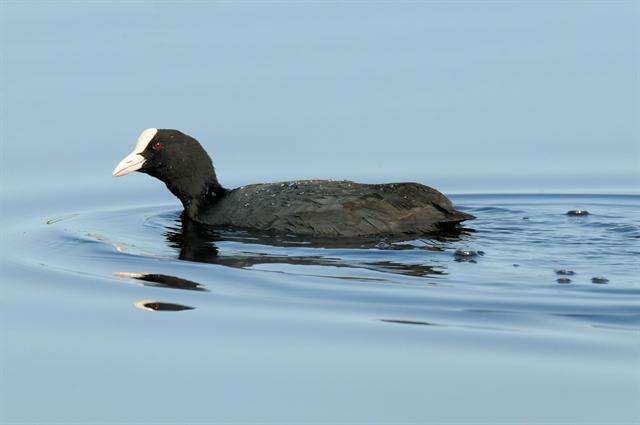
[
  {"x1": 454, "y1": 249, "x2": 481, "y2": 261},
  {"x1": 454, "y1": 249, "x2": 474, "y2": 257}
]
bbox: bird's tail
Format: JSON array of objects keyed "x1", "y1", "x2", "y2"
[{"x1": 449, "y1": 210, "x2": 475, "y2": 222}]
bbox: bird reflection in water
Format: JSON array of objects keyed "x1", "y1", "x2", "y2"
[
  {"x1": 159, "y1": 215, "x2": 460, "y2": 278},
  {"x1": 118, "y1": 215, "x2": 466, "y2": 311},
  {"x1": 134, "y1": 300, "x2": 194, "y2": 312},
  {"x1": 114, "y1": 272, "x2": 207, "y2": 291}
]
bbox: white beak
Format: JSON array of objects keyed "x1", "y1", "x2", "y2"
[
  {"x1": 112, "y1": 152, "x2": 145, "y2": 177},
  {"x1": 113, "y1": 128, "x2": 158, "y2": 177}
]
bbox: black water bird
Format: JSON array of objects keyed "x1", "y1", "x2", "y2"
[{"x1": 113, "y1": 129, "x2": 474, "y2": 237}]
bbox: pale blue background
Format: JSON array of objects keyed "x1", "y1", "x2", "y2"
[{"x1": 2, "y1": 1, "x2": 638, "y2": 195}]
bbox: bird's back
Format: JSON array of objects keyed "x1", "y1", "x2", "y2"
[{"x1": 199, "y1": 180, "x2": 473, "y2": 237}]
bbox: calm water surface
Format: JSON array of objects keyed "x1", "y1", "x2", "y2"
[
  {"x1": 3, "y1": 2, "x2": 639, "y2": 423},
  {"x1": 1, "y1": 190, "x2": 639, "y2": 423}
]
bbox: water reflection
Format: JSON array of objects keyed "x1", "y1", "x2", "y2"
[
  {"x1": 115, "y1": 272, "x2": 208, "y2": 291},
  {"x1": 162, "y1": 216, "x2": 454, "y2": 278},
  {"x1": 115, "y1": 215, "x2": 465, "y2": 307},
  {"x1": 134, "y1": 300, "x2": 195, "y2": 312},
  {"x1": 381, "y1": 319, "x2": 435, "y2": 326}
]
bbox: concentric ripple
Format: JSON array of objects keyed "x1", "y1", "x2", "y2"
[{"x1": 3, "y1": 194, "x2": 637, "y2": 334}]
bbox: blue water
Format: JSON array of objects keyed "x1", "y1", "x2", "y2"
[
  {"x1": 2, "y1": 2, "x2": 640, "y2": 422},
  {"x1": 2, "y1": 190, "x2": 638, "y2": 423}
]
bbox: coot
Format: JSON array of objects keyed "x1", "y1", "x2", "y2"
[{"x1": 113, "y1": 129, "x2": 474, "y2": 237}]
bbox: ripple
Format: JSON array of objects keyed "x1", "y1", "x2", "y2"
[
  {"x1": 468, "y1": 206, "x2": 525, "y2": 214},
  {"x1": 6, "y1": 195, "x2": 638, "y2": 333},
  {"x1": 381, "y1": 319, "x2": 435, "y2": 326}
]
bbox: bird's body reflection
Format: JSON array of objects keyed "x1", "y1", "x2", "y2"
[
  {"x1": 116, "y1": 215, "x2": 466, "y2": 309},
  {"x1": 160, "y1": 214, "x2": 463, "y2": 278}
]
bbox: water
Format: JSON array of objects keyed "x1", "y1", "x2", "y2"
[
  {"x1": 2, "y1": 2, "x2": 639, "y2": 422},
  {"x1": 2, "y1": 190, "x2": 638, "y2": 423}
]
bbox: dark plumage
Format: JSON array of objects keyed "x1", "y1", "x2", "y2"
[
  {"x1": 204, "y1": 180, "x2": 472, "y2": 237},
  {"x1": 113, "y1": 129, "x2": 474, "y2": 238}
]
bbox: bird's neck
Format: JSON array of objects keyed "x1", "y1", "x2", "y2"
[
  {"x1": 162, "y1": 173, "x2": 226, "y2": 222},
  {"x1": 179, "y1": 180, "x2": 227, "y2": 221}
]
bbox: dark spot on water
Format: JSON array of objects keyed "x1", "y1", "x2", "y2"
[
  {"x1": 115, "y1": 272, "x2": 207, "y2": 292},
  {"x1": 557, "y1": 278, "x2": 572, "y2": 284},
  {"x1": 381, "y1": 319, "x2": 435, "y2": 326},
  {"x1": 567, "y1": 210, "x2": 590, "y2": 216},
  {"x1": 555, "y1": 269, "x2": 576, "y2": 276},
  {"x1": 512, "y1": 264, "x2": 520, "y2": 267},
  {"x1": 134, "y1": 300, "x2": 195, "y2": 312},
  {"x1": 591, "y1": 277, "x2": 609, "y2": 284},
  {"x1": 522, "y1": 217, "x2": 529, "y2": 220}
]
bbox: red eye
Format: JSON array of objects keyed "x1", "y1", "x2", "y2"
[{"x1": 152, "y1": 141, "x2": 163, "y2": 151}]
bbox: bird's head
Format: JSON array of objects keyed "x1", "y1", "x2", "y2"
[{"x1": 113, "y1": 128, "x2": 224, "y2": 219}]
